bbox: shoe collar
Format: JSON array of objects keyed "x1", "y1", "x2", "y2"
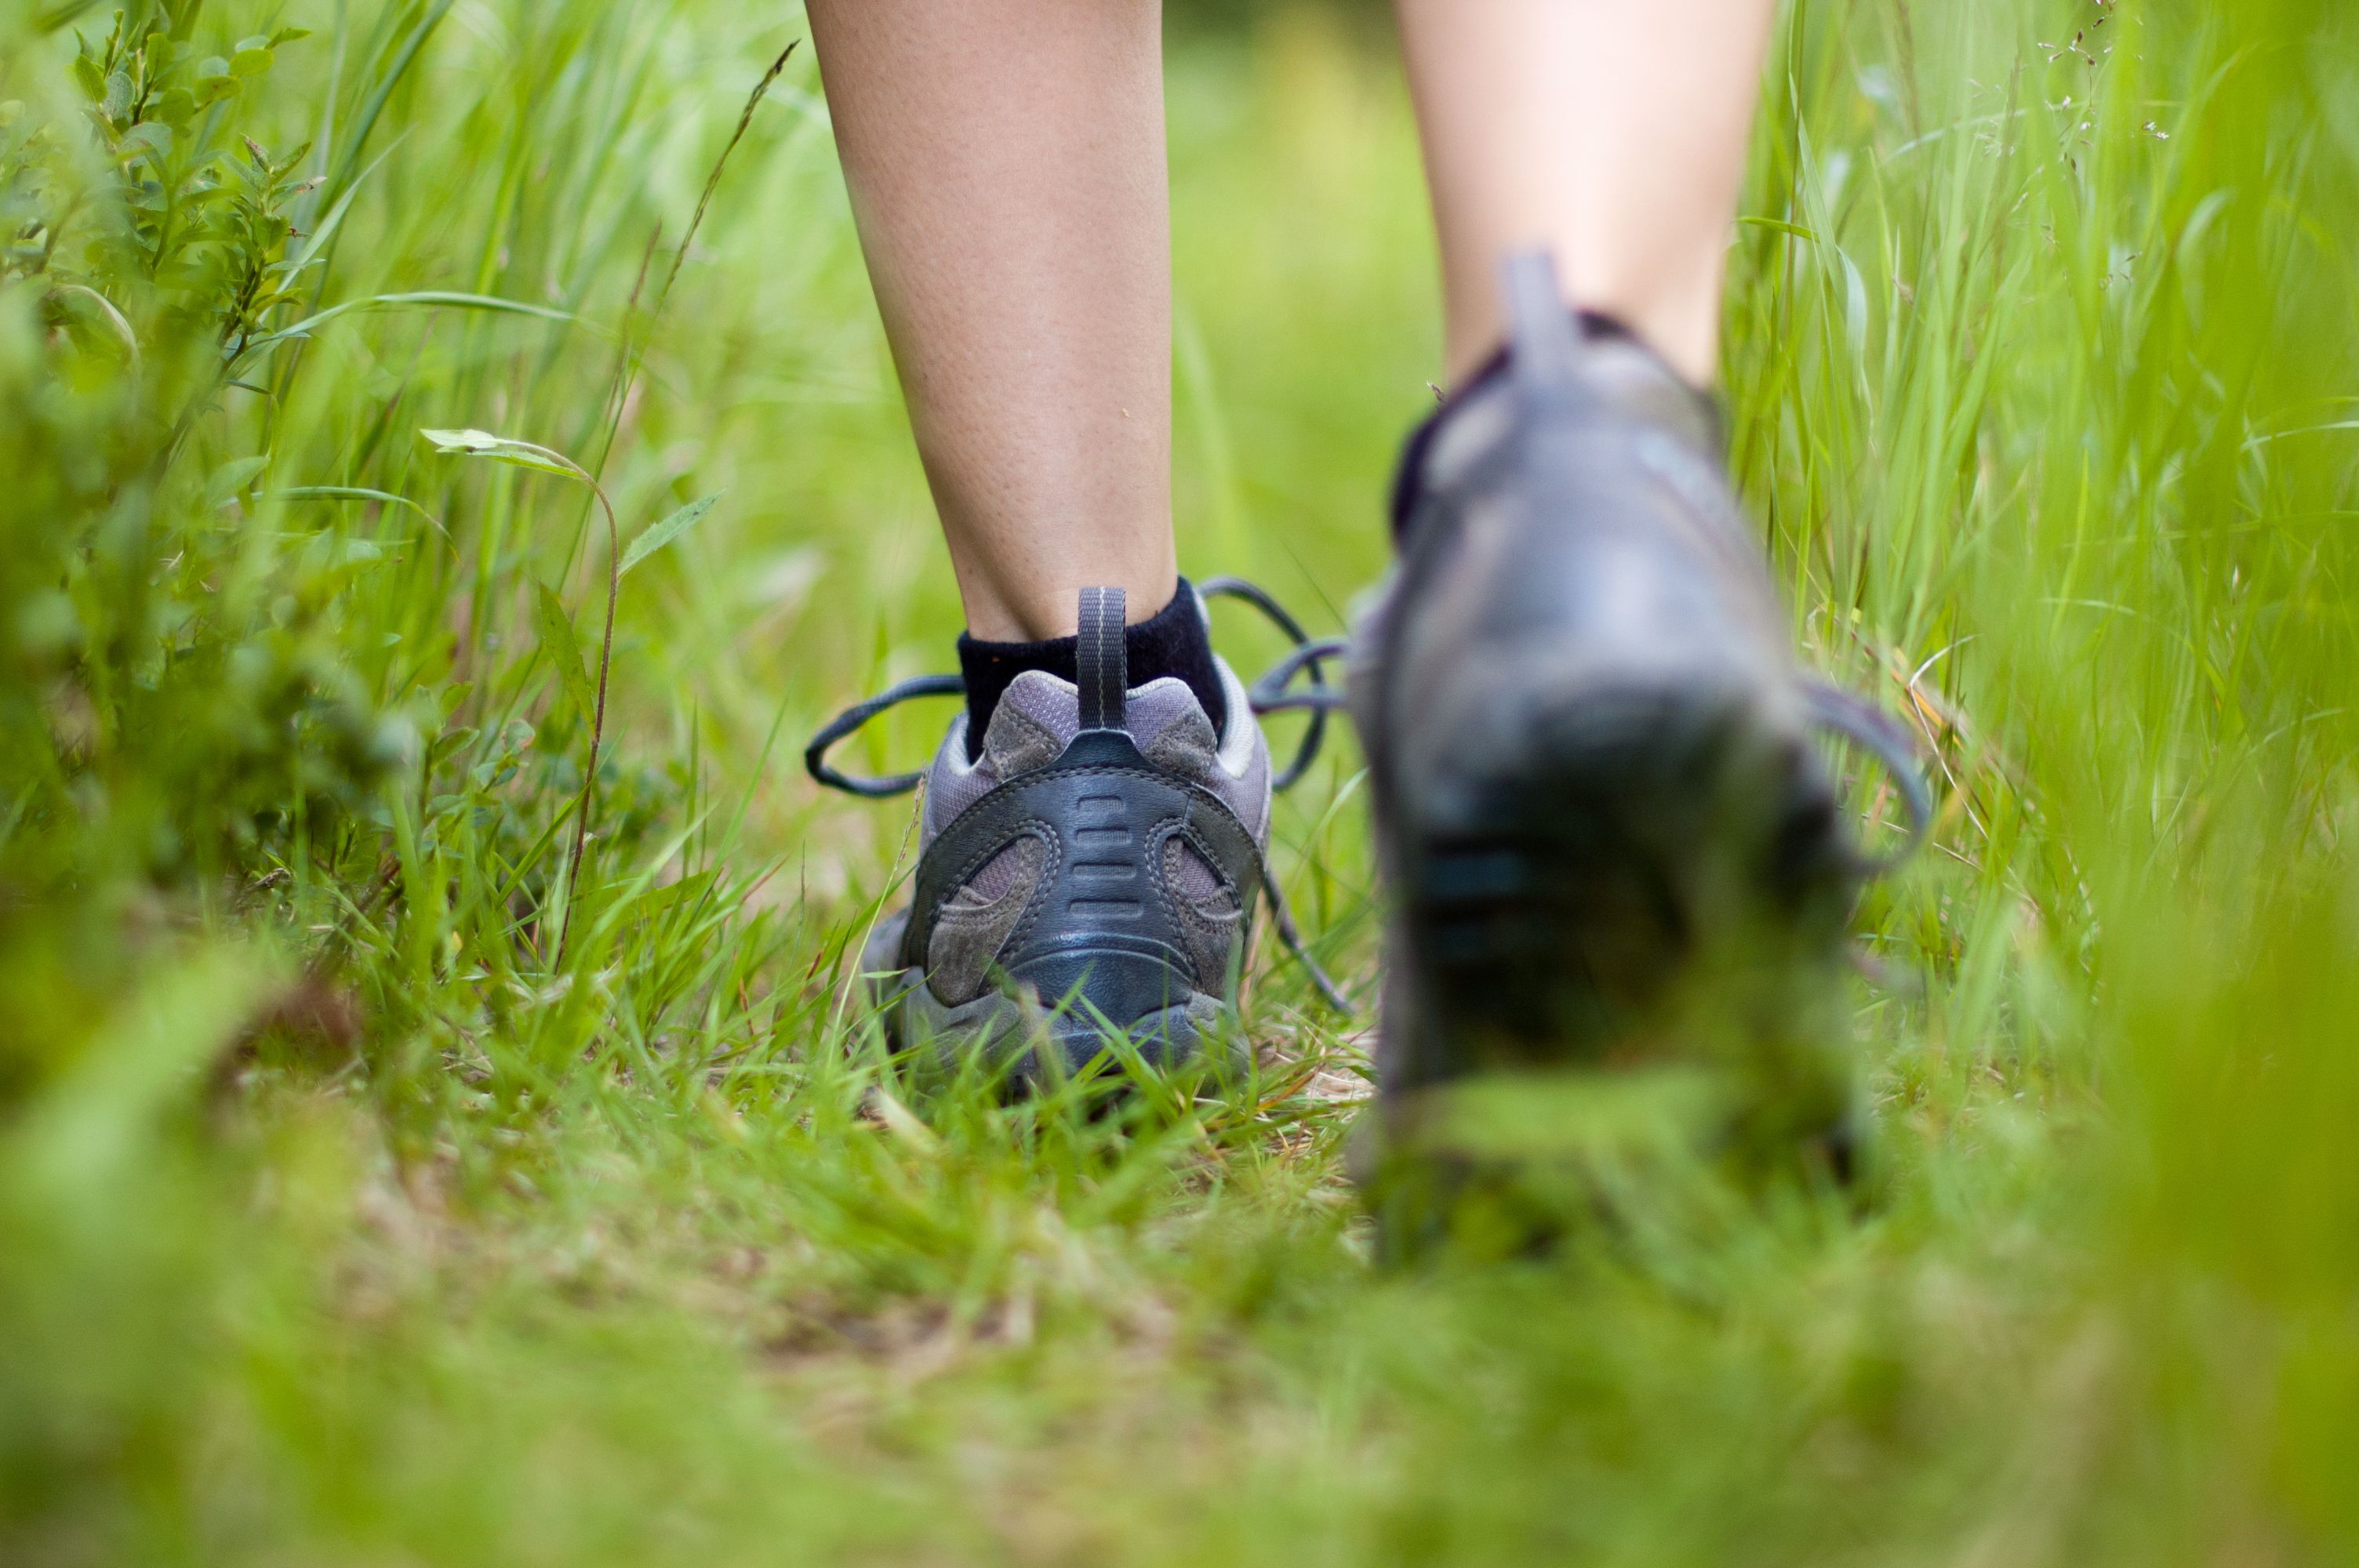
[{"x1": 1387, "y1": 309, "x2": 1726, "y2": 548}]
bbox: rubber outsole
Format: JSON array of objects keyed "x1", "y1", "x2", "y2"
[
  {"x1": 1386, "y1": 684, "x2": 1852, "y2": 1080},
  {"x1": 865, "y1": 963, "x2": 1236, "y2": 1091},
  {"x1": 1360, "y1": 681, "x2": 1866, "y2": 1256}
]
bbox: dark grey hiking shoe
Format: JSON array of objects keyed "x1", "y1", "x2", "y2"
[
  {"x1": 1343, "y1": 253, "x2": 1928, "y2": 1213},
  {"x1": 809, "y1": 584, "x2": 1334, "y2": 1086}
]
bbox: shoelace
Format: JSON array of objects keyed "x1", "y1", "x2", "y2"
[
  {"x1": 805, "y1": 577, "x2": 1353, "y2": 1011},
  {"x1": 1194, "y1": 576, "x2": 1339, "y2": 789},
  {"x1": 1798, "y1": 682, "x2": 1936, "y2": 874}
]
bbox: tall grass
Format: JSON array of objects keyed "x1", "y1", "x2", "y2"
[{"x1": 1, "y1": 0, "x2": 2354, "y2": 1562}]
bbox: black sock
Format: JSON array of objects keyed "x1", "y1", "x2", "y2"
[{"x1": 957, "y1": 579, "x2": 1227, "y2": 760}]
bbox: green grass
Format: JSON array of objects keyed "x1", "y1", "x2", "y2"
[{"x1": 4, "y1": 0, "x2": 2357, "y2": 1562}]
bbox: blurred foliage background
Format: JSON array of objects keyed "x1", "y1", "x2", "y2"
[{"x1": 2, "y1": 0, "x2": 2356, "y2": 1562}]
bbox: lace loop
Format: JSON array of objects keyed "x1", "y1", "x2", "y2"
[
  {"x1": 1198, "y1": 576, "x2": 1346, "y2": 791},
  {"x1": 805, "y1": 673, "x2": 966, "y2": 798},
  {"x1": 1803, "y1": 681, "x2": 1936, "y2": 877},
  {"x1": 1246, "y1": 636, "x2": 1350, "y2": 715}
]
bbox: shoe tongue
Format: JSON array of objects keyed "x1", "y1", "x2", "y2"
[{"x1": 982, "y1": 670, "x2": 1208, "y2": 780}]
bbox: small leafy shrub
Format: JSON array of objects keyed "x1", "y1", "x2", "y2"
[{"x1": 0, "y1": 7, "x2": 718, "y2": 1120}]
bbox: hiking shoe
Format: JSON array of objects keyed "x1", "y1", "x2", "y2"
[
  {"x1": 1345, "y1": 253, "x2": 1927, "y2": 1219},
  {"x1": 809, "y1": 585, "x2": 1287, "y2": 1086}
]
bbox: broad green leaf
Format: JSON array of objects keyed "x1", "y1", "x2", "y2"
[
  {"x1": 419, "y1": 428, "x2": 583, "y2": 481},
  {"x1": 533, "y1": 583, "x2": 596, "y2": 721},
  {"x1": 474, "y1": 449, "x2": 577, "y2": 479},
  {"x1": 425, "y1": 728, "x2": 475, "y2": 771},
  {"x1": 48, "y1": 285, "x2": 138, "y2": 362},
  {"x1": 120, "y1": 122, "x2": 172, "y2": 160},
  {"x1": 618, "y1": 492, "x2": 722, "y2": 578},
  {"x1": 419, "y1": 427, "x2": 505, "y2": 453},
  {"x1": 207, "y1": 455, "x2": 270, "y2": 506}
]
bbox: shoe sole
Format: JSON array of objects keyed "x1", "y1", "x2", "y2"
[
  {"x1": 1365, "y1": 680, "x2": 1863, "y2": 1241},
  {"x1": 1392, "y1": 684, "x2": 1848, "y2": 1062},
  {"x1": 867, "y1": 963, "x2": 1237, "y2": 1091},
  {"x1": 1377, "y1": 679, "x2": 1868, "y2": 1145}
]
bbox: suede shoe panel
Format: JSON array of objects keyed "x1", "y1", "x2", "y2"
[{"x1": 924, "y1": 832, "x2": 1052, "y2": 1006}]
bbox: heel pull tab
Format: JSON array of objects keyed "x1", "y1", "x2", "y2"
[
  {"x1": 1076, "y1": 586, "x2": 1127, "y2": 732},
  {"x1": 1501, "y1": 249, "x2": 1584, "y2": 397}
]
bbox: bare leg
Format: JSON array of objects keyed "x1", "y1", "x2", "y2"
[
  {"x1": 807, "y1": 1, "x2": 1172, "y2": 642},
  {"x1": 1394, "y1": 0, "x2": 1780, "y2": 387}
]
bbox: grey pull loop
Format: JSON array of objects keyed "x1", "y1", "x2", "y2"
[
  {"x1": 1076, "y1": 586, "x2": 1127, "y2": 732},
  {"x1": 1501, "y1": 249, "x2": 1585, "y2": 398}
]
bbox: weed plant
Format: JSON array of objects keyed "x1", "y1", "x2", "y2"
[{"x1": 1, "y1": 0, "x2": 2355, "y2": 1563}]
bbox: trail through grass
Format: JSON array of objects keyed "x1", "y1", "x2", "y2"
[{"x1": 2, "y1": 1, "x2": 2357, "y2": 1563}]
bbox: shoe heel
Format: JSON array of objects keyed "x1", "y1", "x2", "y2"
[{"x1": 1397, "y1": 688, "x2": 1847, "y2": 1063}]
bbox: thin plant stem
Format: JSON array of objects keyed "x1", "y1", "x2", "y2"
[{"x1": 558, "y1": 466, "x2": 621, "y2": 964}]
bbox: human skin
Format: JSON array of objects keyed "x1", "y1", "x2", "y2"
[
  {"x1": 805, "y1": 0, "x2": 1175, "y2": 643},
  {"x1": 806, "y1": 0, "x2": 1780, "y2": 639},
  {"x1": 1394, "y1": 0, "x2": 1780, "y2": 388}
]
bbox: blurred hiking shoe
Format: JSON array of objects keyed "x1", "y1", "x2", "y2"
[
  {"x1": 1339, "y1": 252, "x2": 1929, "y2": 1256},
  {"x1": 810, "y1": 583, "x2": 1343, "y2": 1089}
]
